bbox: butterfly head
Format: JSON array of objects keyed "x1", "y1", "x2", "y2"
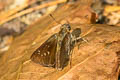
[{"x1": 60, "y1": 24, "x2": 71, "y2": 32}]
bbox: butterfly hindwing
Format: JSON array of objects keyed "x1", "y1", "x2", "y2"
[{"x1": 31, "y1": 34, "x2": 58, "y2": 67}]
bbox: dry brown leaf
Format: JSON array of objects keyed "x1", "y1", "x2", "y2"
[{"x1": 0, "y1": 0, "x2": 120, "y2": 80}]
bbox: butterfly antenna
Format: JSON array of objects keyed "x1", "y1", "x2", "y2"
[
  {"x1": 49, "y1": 14, "x2": 62, "y2": 25},
  {"x1": 66, "y1": 19, "x2": 70, "y2": 24}
]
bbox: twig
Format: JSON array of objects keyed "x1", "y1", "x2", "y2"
[{"x1": 82, "y1": 26, "x2": 95, "y2": 37}]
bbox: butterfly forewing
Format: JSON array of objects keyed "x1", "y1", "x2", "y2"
[
  {"x1": 31, "y1": 34, "x2": 58, "y2": 67},
  {"x1": 58, "y1": 32, "x2": 71, "y2": 69}
]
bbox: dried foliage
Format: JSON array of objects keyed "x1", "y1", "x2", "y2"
[{"x1": 0, "y1": 0, "x2": 120, "y2": 80}]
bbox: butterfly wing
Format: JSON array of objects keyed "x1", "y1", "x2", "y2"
[
  {"x1": 58, "y1": 32, "x2": 71, "y2": 69},
  {"x1": 71, "y1": 28, "x2": 81, "y2": 38},
  {"x1": 71, "y1": 28, "x2": 81, "y2": 49},
  {"x1": 58, "y1": 28, "x2": 81, "y2": 69},
  {"x1": 31, "y1": 34, "x2": 57, "y2": 67}
]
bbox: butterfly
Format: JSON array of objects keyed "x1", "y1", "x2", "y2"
[{"x1": 30, "y1": 15, "x2": 82, "y2": 70}]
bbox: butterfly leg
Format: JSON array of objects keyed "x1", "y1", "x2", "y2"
[{"x1": 76, "y1": 37, "x2": 88, "y2": 43}]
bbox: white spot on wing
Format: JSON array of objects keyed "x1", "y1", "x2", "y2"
[
  {"x1": 47, "y1": 52, "x2": 50, "y2": 55},
  {"x1": 37, "y1": 50, "x2": 40, "y2": 54},
  {"x1": 44, "y1": 53, "x2": 46, "y2": 56},
  {"x1": 38, "y1": 52, "x2": 40, "y2": 54}
]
